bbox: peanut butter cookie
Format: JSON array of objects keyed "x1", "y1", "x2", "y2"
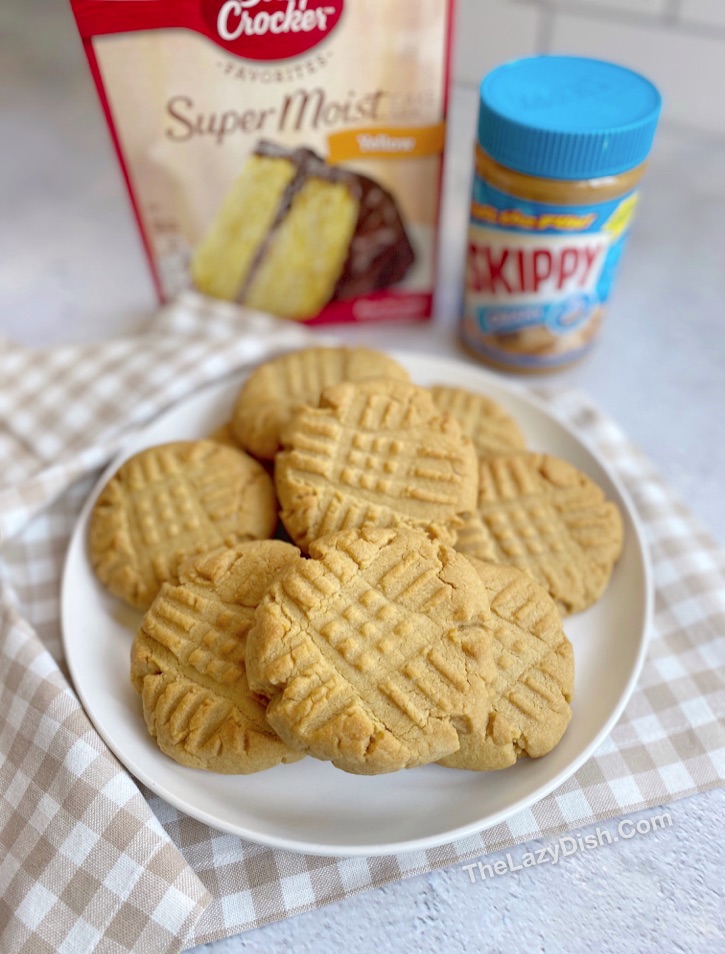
[
  {"x1": 232, "y1": 346, "x2": 410, "y2": 459},
  {"x1": 131, "y1": 541, "x2": 303, "y2": 773},
  {"x1": 429, "y1": 385, "x2": 526, "y2": 459},
  {"x1": 89, "y1": 440, "x2": 277, "y2": 610},
  {"x1": 246, "y1": 527, "x2": 496, "y2": 775},
  {"x1": 275, "y1": 378, "x2": 479, "y2": 552},
  {"x1": 455, "y1": 453, "x2": 623, "y2": 614},
  {"x1": 440, "y1": 557, "x2": 573, "y2": 771}
]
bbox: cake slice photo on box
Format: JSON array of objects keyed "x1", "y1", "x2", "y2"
[{"x1": 191, "y1": 141, "x2": 415, "y2": 320}]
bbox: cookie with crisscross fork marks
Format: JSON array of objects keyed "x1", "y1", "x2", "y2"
[
  {"x1": 429, "y1": 385, "x2": 526, "y2": 459},
  {"x1": 440, "y1": 557, "x2": 573, "y2": 771},
  {"x1": 90, "y1": 441, "x2": 277, "y2": 610},
  {"x1": 233, "y1": 346, "x2": 410, "y2": 459},
  {"x1": 275, "y1": 378, "x2": 479, "y2": 553},
  {"x1": 246, "y1": 527, "x2": 497, "y2": 775},
  {"x1": 131, "y1": 541, "x2": 304, "y2": 773},
  {"x1": 454, "y1": 453, "x2": 623, "y2": 615}
]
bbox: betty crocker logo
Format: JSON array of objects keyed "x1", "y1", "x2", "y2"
[{"x1": 201, "y1": 0, "x2": 344, "y2": 60}]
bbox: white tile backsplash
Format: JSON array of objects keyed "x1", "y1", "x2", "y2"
[
  {"x1": 452, "y1": 0, "x2": 725, "y2": 134},
  {"x1": 548, "y1": 0, "x2": 667, "y2": 16},
  {"x1": 452, "y1": 0, "x2": 542, "y2": 86},
  {"x1": 680, "y1": 0, "x2": 725, "y2": 29},
  {"x1": 551, "y1": 12, "x2": 725, "y2": 133}
]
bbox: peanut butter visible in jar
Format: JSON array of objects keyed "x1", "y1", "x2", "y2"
[{"x1": 463, "y1": 56, "x2": 662, "y2": 372}]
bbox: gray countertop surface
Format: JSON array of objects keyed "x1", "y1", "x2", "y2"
[{"x1": 1, "y1": 3, "x2": 723, "y2": 952}]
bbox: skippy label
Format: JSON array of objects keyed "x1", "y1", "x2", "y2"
[{"x1": 463, "y1": 176, "x2": 639, "y2": 367}]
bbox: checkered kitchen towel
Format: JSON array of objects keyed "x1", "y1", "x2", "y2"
[{"x1": 1, "y1": 293, "x2": 723, "y2": 954}]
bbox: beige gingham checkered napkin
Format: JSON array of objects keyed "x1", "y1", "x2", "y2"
[{"x1": 1, "y1": 294, "x2": 723, "y2": 953}]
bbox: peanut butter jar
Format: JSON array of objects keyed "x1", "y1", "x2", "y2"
[{"x1": 462, "y1": 56, "x2": 661, "y2": 372}]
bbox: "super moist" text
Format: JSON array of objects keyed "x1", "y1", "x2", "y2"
[{"x1": 165, "y1": 87, "x2": 385, "y2": 144}]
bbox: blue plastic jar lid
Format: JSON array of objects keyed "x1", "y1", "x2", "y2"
[{"x1": 478, "y1": 55, "x2": 662, "y2": 181}]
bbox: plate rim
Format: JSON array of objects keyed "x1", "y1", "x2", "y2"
[{"x1": 61, "y1": 350, "x2": 653, "y2": 857}]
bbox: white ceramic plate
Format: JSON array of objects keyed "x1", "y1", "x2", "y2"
[{"x1": 61, "y1": 352, "x2": 652, "y2": 857}]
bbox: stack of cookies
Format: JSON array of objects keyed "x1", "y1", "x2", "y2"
[{"x1": 89, "y1": 347, "x2": 623, "y2": 776}]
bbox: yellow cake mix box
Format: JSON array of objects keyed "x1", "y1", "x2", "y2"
[{"x1": 69, "y1": 0, "x2": 456, "y2": 323}]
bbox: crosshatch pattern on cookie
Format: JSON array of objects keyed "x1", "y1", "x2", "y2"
[
  {"x1": 429, "y1": 385, "x2": 527, "y2": 459},
  {"x1": 455, "y1": 453, "x2": 623, "y2": 615},
  {"x1": 232, "y1": 346, "x2": 410, "y2": 459},
  {"x1": 247, "y1": 528, "x2": 495, "y2": 775},
  {"x1": 275, "y1": 380, "x2": 479, "y2": 551},
  {"x1": 132, "y1": 542, "x2": 303, "y2": 773},
  {"x1": 441, "y1": 559, "x2": 573, "y2": 771},
  {"x1": 90, "y1": 441, "x2": 277, "y2": 610}
]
